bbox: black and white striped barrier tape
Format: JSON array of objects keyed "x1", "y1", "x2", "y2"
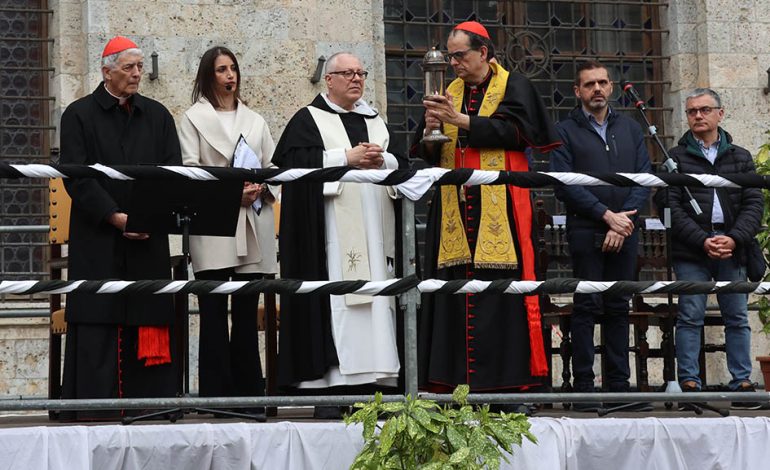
[
  {"x1": 1, "y1": 163, "x2": 767, "y2": 202},
  {"x1": 1, "y1": 276, "x2": 768, "y2": 296}
]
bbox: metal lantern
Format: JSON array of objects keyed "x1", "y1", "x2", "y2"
[{"x1": 420, "y1": 47, "x2": 451, "y2": 144}]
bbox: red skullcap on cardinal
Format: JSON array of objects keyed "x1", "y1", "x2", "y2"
[
  {"x1": 453, "y1": 21, "x2": 490, "y2": 39},
  {"x1": 102, "y1": 36, "x2": 138, "y2": 57}
]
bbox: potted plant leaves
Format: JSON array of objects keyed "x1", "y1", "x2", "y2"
[{"x1": 344, "y1": 384, "x2": 536, "y2": 469}]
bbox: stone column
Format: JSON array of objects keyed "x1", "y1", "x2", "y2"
[
  {"x1": 666, "y1": 0, "x2": 770, "y2": 151},
  {"x1": 49, "y1": 0, "x2": 88, "y2": 144}
]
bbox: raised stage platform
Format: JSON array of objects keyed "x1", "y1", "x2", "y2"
[{"x1": 2, "y1": 410, "x2": 770, "y2": 469}]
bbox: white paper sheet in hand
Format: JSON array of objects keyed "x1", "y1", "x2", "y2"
[{"x1": 232, "y1": 134, "x2": 262, "y2": 214}]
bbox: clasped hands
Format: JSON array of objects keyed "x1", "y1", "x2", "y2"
[
  {"x1": 423, "y1": 93, "x2": 470, "y2": 132},
  {"x1": 703, "y1": 235, "x2": 735, "y2": 259},
  {"x1": 601, "y1": 209, "x2": 637, "y2": 253},
  {"x1": 601, "y1": 209, "x2": 736, "y2": 258},
  {"x1": 346, "y1": 142, "x2": 385, "y2": 169}
]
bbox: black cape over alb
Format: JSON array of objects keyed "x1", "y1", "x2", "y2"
[{"x1": 272, "y1": 94, "x2": 406, "y2": 389}]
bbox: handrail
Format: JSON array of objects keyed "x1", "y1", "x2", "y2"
[
  {"x1": 0, "y1": 225, "x2": 49, "y2": 233},
  {"x1": 0, "y1": 391, "x2": 766, "y2": 412},
  {"x1": 1, "y1": 164, "x2": 765, "y2": 414}
]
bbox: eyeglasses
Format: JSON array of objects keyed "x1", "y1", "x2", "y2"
[
  {"x1": 685, "y1": 106, "x2": 721, "y2": 117},
  {"x1": 328, "y1": 70, "x2": 369, "y2": 80},
  {"x1": 444, "y1": 48, "x2": 476, "y2": 62}
]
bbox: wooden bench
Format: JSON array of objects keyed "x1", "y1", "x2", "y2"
[{"x1": 534, "y1": 200, "x2": 729, "y2": 392}]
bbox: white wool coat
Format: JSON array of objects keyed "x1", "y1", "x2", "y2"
[{"x1": 178, "y1": 99, "x2": 277, "y2": 274}]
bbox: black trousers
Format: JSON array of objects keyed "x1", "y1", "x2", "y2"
[
  {"x1": 567, "y1": 228, "x2": 638, "y2": 390},
  {"x1": 196, "y1": 268, "x2": 264, "y2": 397}
]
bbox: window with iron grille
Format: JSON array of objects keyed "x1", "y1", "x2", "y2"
[
  {"x1": 0, "y1": 0, "x2": 53, "y2": 282},
  {"x1": 384, "y1": 0, "x2": 670, "y2": 279}
]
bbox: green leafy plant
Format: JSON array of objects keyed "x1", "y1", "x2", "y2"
[
  {"x1": 754, "y1": 129, "x2": 770, "y2": 336},
  {"x1": 344, "y1": 384, "x2": 536, "y2": 469}
]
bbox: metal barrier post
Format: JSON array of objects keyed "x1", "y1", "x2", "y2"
[{"x1": 399, "y1": 198, "x2": 420, "y2": 397}]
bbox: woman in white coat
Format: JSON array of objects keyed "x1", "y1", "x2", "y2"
[{"x1": 179, "y1": 46, "x2": 277, "y2": 414}]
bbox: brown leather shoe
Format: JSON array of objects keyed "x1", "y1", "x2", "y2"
[
  {"x1": 680, "y1": 380, "x2": 699, "y2": 391},
  {"x1": 678, "y1": 380, "x2": 703, "y2": 411}
]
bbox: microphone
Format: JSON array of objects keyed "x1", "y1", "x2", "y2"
[
  {"x1": 620, "y1": 80, "x2": 703, "y2": 215},
  {"x1": 620, "y1": 80, "x2": 646, "y2": 111},
  {"x1": 225, "y1": 84, "x2": 233, "y2": 91}
]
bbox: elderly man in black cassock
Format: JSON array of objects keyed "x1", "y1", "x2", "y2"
[
  {"x1": 59, "y1": 36, "x2": 181, "y2": 420},
  {"x1": 273, "y1": 52, "x2": 407, "y2": 419}
]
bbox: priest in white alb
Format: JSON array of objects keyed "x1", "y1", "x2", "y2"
[{"x1": 272, "y1": 52, "x2": 407, "y2": 418}]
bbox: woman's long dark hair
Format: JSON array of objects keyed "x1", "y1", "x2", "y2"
[{"x1": 191, "y1": 46, "x2": 241, "y2": 108}]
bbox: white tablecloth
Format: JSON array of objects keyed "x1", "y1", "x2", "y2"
[{"x1": 1, "y1": 417, "x2": 769, "y2": 469}]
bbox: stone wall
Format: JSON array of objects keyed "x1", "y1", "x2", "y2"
[
  {"x1": 665, "y1": 0, "x2": 770, "y2": 151},
  {"x1": 0, "y1": 317, "x2": 49, "y2": 399},
  {"x1": 48, "y1": 0, "x2": 387, "y2": 144}
]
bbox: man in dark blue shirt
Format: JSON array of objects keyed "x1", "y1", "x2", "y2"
[{"x1": 550, "y1": 60, "x2": 651, "y2": 411}]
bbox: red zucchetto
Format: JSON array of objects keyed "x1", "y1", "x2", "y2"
[
  {"x1": 102, "y1": 36, "x2": 138, "y2": 57},
  {"x1": 453, "y1": 21, "x2": 490, "y2": 39}
]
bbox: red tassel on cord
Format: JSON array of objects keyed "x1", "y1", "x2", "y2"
[{"x1": 137, "y1": 325, "x2": 171, "y2": 366}]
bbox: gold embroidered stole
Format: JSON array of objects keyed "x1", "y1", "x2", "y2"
[{"x1": 437, "y1": 62, "x2": 518, "y2": 270}]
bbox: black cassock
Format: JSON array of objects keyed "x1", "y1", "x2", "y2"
[
  {"x1": 412, "y1": 70, "x2": 561, "y2": 392},
  {"x1": 59, "y1": 84, "x2": 181, "y2": 417},
  {"x1": 272, "y1": 94, "x2": 406, "y2": 389}
]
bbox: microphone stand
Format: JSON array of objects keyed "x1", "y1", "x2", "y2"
[
  {"x1": 620, "y1": 81, "x2": 701, "y2": 216},
  {"x1": 612, "y1": 81, "x2": 727, "y2": 417}
]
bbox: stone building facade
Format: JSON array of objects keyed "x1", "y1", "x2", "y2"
[
  {"x1": 48, "y1": 0, "x2": 389, "y2": 146},
  {"x1": 2, "y1": 0, "x2": 770, "y2": 399},
  {"x1": 665, "y1": 0, "x2": 770, "y2": 151}
]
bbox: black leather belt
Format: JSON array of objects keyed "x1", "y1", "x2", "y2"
[{"x1": 710, "y1": 223, "x2": 725, "y2": 231}]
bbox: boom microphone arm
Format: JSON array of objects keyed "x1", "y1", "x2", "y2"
[{"x1": 620, "y1": 80, "x2": 702, "y2": 215}]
